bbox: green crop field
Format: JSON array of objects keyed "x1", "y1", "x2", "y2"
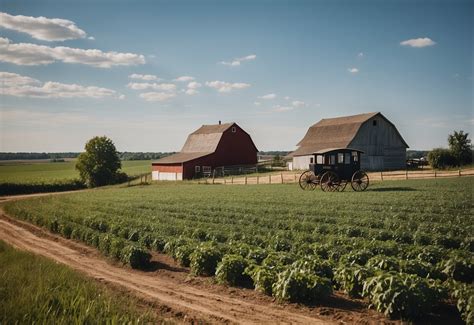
[
  {"x1": 0, "y1": 160, "x2": 151, "y2": 184},
  {"x1": 0, "y1": 240, "x2": 157, "y2": 324},
  {"x1": 3, "y1": 177, "x2": 473, "y2": 322},
  {"x1": 0, "y1": 160, "x2": 152, "y2": 195}
]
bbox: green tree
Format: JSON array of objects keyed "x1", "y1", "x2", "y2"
[
  {"x1": 448, "y1": 130, "x2": 472, "y2": 166},
  {"x1": 76, "y1": 136, "x2": 124, "y2": 187}
]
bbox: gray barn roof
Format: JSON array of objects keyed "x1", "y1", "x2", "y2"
[{"x1": 290, "y1": 112, "x2": 408, "y2": 157}]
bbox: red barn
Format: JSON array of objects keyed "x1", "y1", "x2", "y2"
[{"x1": 152, "y1": 122, "x2": 258, "y2": 180}]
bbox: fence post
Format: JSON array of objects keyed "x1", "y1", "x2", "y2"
[
  {"x1": 434, "y1": 170, "x2": 437, "y2": 178},
  {"x1": 459, "y1": 169, "x2": 461, "y2": 177},
  {"x1": 231, "y1": 177, "x2": 234, "y2": 184},
  {"x1": 294, "y1": 174, "x2": 297, "y2": 182},
  {"x1": 281, "y1": 173, "x2": 284, "y2": 184},
  {"x1": 405, "y1": 170, "x2": 408, "y2": 180},
  {"x1": 224, "y1": 178, "x2": 227, "y2": 184},
  {"x1": 269, "y1": 175, "x2": 272, "y2": 184},
  {"x1": 245, "y1": 176, "x2": 247, "y2": 185},
  {"x1": 257, "y1": 176, "x2": 259, "y2": 184},
  {"x1": 380, "y1": 171, "x2": 383, "y2": 181}
]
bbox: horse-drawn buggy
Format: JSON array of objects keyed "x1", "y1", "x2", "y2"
[{"x1": 298, "y1": 148, "x2": 369, "y2": 192}]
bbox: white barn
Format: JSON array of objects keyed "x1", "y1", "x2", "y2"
[{"x1": 289, "y1": 112, "x2": 409, "y2": 171}]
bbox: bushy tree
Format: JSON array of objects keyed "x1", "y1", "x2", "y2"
[
  {"x1": 448, "y1": 130, "x2": 472, "y2": 166},
  {"x1": 76, "y1": 136, "x2": 124, "y2": 187},
  {"x1": 428, "y1": 148, "x2": 456, "y2": 169}
]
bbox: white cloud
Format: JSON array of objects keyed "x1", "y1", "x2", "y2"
[
  {"x1": 185, "y1": 89, "x2": 199, "y2": 95},
  {"x1": 129, "y1": 73, "x2": 159, "y2": 81},
  {"x1": 0, "y1": 71, "x2": 123, "y2": 99},
  {"x1": 139, "y1": 92, "x2": 176, "y2": 102},
  {"x1": 292, "y1": 100, "x2": 305, "y2": 107},
  {"x1": 88, "y1": 36, "x2": 95, "y2": 40},
  {"x1": 174, "y1": 76, "x2": 195, "y2": 82},
  {"x1": 273, "y1": 105, "x2": 293, "y2": 112},
  {"x1": 283, "y1": 96, "x2": 290, "y2": 100},
  {"x1": 259, "y1": 93, "x2": 276, "y2": 100},
  {"x1": 400, "y1": 37, "x2": 436, "y2": 48},
  {"x1": 187, "y1": 81, "x2": 202, "y2": 89},
  {"x1": 358, "y1": 52, "x2": 364, "y2": 58},
  {"x1": 205, "y1": 80, "x2": 250, "y2": 93},
  {"x1": 220, "y1": 54, "x2": 257, "y2": 66},
  {"x1": 0, "y1": 37, "x2": 145, "y2": 68},
  {"x1": 254, "y1": 101, "x2": 261, "y2": 106},
  {"x1": 0, "y1": 12, "x2": 88, "y2": 41},
  {"x1": 127, "y1": 82, "x2": 176, "y2": 91},
  {"x1": 348, "y1": 67, "x2": 359, "y2": 73}
]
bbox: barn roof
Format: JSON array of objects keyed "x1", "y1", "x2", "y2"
[
  {"x1": 290, "y1": 112, "x2": 408, "y2": 157},
  {"x1": 153, "y1": 122, "x2": 257, "y2": 164},
  {"x1": 152, "y1": 152, "x2": 212, "y2": 164}
]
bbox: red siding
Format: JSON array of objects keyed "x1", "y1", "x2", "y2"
[{"x1": 152, "y1": 164, "x2": 183, "y2": 173}]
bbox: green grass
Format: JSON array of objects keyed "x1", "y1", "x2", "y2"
[
  {"x1": 0, "y1": 240, "x2": 157, "y2": 324},
  {"x1": 0, "y1": 160, "x2": 152, "y2": 184},
  {"x1": 3, "y1": 177, "x2": 473, "y2": 320}
]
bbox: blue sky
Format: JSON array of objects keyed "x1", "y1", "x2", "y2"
[{"x1": 0, "y1": 0, "x2": 472, "y2": 152}]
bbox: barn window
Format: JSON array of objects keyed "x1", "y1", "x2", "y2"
[
  {"x1": 337, "y1": 153, "x2": 344, "y2": 164},
  {"x1": 330, "y1": 155, "x2": 336, "y2": 165},
  {"x1": 345, "y1": 153, "x2": 350, "y2": 164},
  {"x1": 203, "y1": 166, "x2": 211, "y2": 172},
  {"x1": 195, "y1": 166, "x2": 200, "y2": 172},
  {"x1": 310, "y1": 157, "x2": 314, "y2": 164},
  {"x1": 231, "y1": 127, "x2": 236, "y2": 133},
  {"x1": 316, "y1": 155, "x2": 323, "y2": 164},
  {"x1": 373, "y1": 120, "x2": 377, "y2": 126}
]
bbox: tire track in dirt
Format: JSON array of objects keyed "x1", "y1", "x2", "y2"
[{"x1": 0, "y1": 212, "x2": 331, "y2": 324}]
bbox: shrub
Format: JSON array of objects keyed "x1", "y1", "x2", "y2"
[
  {"x1": 340, "y1": 250, "x2": 373, "y2": 266},
  {"x1": 175, "y1": 245, "x2": 194, "y2": 267},
  {"x1": 334, "y1": 266, "x2": 375, "y2": 298},
  {"x1": 399, "y1": 259, "x2": 433, "y2": 278},
  {"x1": 366, "y1": 255, "x2": 400, "y2": 272},
  {"x1": 121, "y1": 245, "x2": 151, "y2": 269},
  {"x1": 448, "y1": 281, "x2": 474, "y2": 324},
  {"x1": 362, "y1": 272, "x2": 443, "y2": 319},
  {"x1": 440, "y1": 258, "x2": 474, "y2": 283},
  {"x1": 262, "y1": 252, "x2": 295, "y2": 271},
  {"x1": 291, "y1": 257, "x2": 334, "y2": 280},
  {"x1": 98, "y1": 234, "x2": 112, "y2": 255},
  {"x1": 246, "y1": 265, "x2": 278, "y2": 295},
  {"x1": 110, "y1": 237, "x2": 126, "y2": 260},
  {"x1": 215, "y1": 254, "x2": 252, "y2": 287},
  {"x1": 428, "y1": 148, "x2": 456, "y2": 169},
  {"x1": 272, "y1": 268, "x2": 332, "y2": 303},
  {"x1": 247, "y1": 247, "x2": 268, "y2": 264},
  {"x1": 190, "y1": 244, "x2": 222, "y2": 276},
  {"x1": 59, "y1": 222, "x2": 73, "y2": 239}
]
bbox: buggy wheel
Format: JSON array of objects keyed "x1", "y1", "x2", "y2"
[
  {"x1": 351, "y1": 170, "x2": 369, "y2": 191},
  {"x1": 299, "y1": 170, "x2": 317, "y2": 191},
  {"x1": 337, "y1": 180, "x2": 348, "y2": 192},
  {"x1": 320, "y1": 171, "x2": 340, "y2": 192}
]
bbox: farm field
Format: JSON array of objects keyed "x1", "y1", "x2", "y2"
[
  {"x1": 0, "y1": 240, "x2": 159, "y2": 324},
  {"x1": 3, "y1": 177, "x2": 473, "y2": 323},
  {"x1": 0, "y1": 160, "x2": 151, "y2": 183}
]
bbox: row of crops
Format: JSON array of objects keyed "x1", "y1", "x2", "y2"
[{"x1": 4, "y1": 178, "x2": 473, "y2": 322}]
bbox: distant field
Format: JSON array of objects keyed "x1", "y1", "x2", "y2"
[
  {"x1": 4, "y1": 177, "x2": 473, "y2": 322},
  {"x1": 0, "y1": 240, "x2": 156, "y2": 323},
  {"x1": 0, "y1": 160, "x2": 151, "y2": 184}
]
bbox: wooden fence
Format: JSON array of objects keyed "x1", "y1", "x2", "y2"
[{"x1": 201, "y1": 168, "x2": 474, "y2": 185}]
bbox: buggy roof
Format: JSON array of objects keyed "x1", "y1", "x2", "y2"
[{"x1": 312, "y1": 147, "x2": 365, "y2": 155}]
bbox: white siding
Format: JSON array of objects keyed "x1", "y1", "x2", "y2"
[
  {"x1": 152, "y1": 171, "x2": 183, "y2": 181},
  {"x1": 292, "y1": 155, "x2": 313, "y2": 170}
]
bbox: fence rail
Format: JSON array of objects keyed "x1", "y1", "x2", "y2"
[{"x1": 200, "y1": 168, "x2": 474, "y2": 185}]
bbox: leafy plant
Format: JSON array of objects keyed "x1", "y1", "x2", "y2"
[
  {"x1": 362, "y1": 272, "x2": 443, "y2": 319},
  {"x1": 190, "y1": 244, "x2": 222, "y2": 276},
  {"x1": 272, "y1": 268, "x2": 332, "y2": 303},
  {"x1": 215, "y1": 254, "x2": 252, "y2": 287},
  {"x1": 334, "y1": 265, "x2": 375, "y2": 298}
]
